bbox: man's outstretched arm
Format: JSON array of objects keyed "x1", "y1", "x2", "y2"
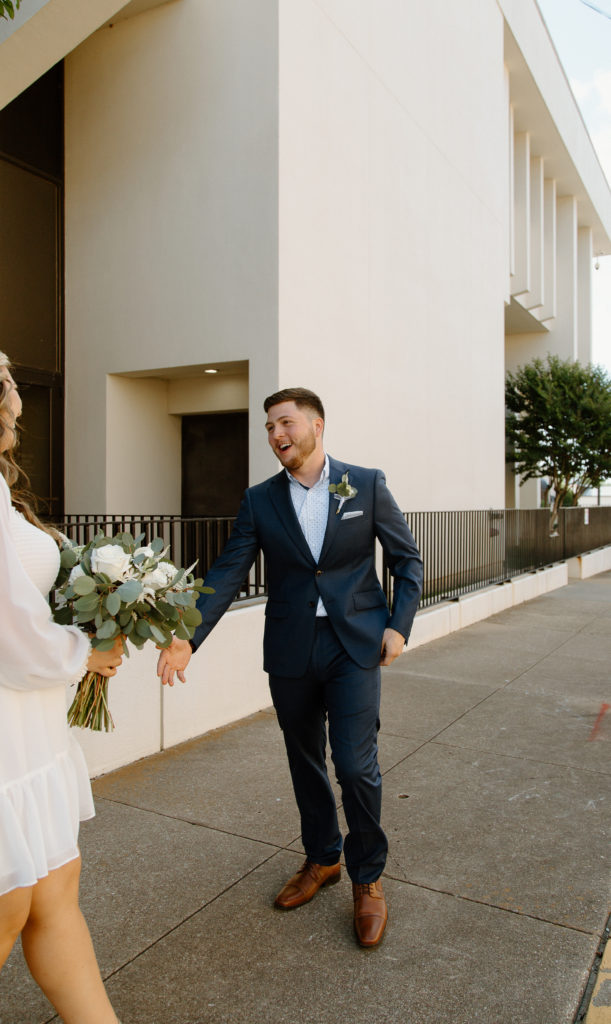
[
  {"x1": 157, "y1": 638, "x2": 192, "y2": 687},
  {"x1": 157, "y1": 489, "x2": 261, "y2": 686}
]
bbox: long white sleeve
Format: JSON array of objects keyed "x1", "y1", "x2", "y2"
[{"x1": 0, "y1": 475, "x2": 90, "y2": 691}]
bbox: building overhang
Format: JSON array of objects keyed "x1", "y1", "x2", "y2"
[{"x1": 0, "y1": 0, "x2": 179, "y2": 111}]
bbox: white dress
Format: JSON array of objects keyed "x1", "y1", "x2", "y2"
[{"x1": 0, "y1": 474, "x2": 93, "y2": 896}]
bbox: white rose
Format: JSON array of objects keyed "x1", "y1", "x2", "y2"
[
  {"x1": 90, "y1": 544, "x2": 132, "y2": 581},
  {"x1": 134, "y1": 545, "x2": 155, "y2": 560},
  {"x1": 68, "y1": 564, "x2": 86, "y2": 585},
  {"x1": 141, "y1": 568, "x2": 169, "y2": 592}
]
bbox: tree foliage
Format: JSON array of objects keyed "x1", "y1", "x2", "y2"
[
  {"x1": 0, "y1": 0, "x2": 21, "y2": 19},
  {"x1": 506, "y1": 354, "x2": 611, "y2": 525}
]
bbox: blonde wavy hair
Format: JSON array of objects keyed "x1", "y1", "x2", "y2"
[{"x1": 0, "y1": 351, "x2": 60, "y2": 542}]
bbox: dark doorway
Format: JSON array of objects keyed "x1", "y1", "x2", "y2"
[
  {"x1": 0, "y1": 63, "x2": 64, "y2": 519},
  {"x1": 182, "y1": 412, "x2": 248, "y2": 516}
]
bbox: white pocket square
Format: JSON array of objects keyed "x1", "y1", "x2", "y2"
[{"x1": 341, "y1": 510, "x2": 363, "y2": 520}]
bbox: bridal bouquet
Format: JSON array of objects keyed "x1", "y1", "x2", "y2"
[{"x1": 53, "y1": 531, "x2": 212, "y2": 732}]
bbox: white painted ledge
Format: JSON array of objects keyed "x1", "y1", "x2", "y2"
[
  {"x1": 567, "y1": 546, "x2": 611, "y2": 579},
  {"x1": 407, "y1": 562, "x2": 569, "y2": 650}
]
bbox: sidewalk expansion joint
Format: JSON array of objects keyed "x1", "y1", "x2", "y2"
[
  {"x1": 428, "y1": 740, "x2": 611, "y2": 776},
  {"x1": 94, "y1": 794, "x2": 295, "y2": 850},
  {"x1": 100, "y1": 846, "x2": 284, "y2": 985},
  {"x1": 381, "y1": 872, "x2": 599, "y2": 937}
]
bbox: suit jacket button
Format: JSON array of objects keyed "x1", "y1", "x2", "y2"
[
  {"x1": 308, "y1": 601, "x2": 315, "y2": 608},
  {"x1": 315, "y1": 569, "x2": 323, "y2": 576}
]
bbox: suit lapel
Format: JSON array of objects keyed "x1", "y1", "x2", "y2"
[
  {"x1": 268, "y1": 471, "x2": 316, "y2": 565},
  {"x1": 318, "y1": 457, "x2": 348, "y2": 564}
]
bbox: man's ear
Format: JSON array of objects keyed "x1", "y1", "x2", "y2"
[{"x1": 314, "y1": 417, "x2": 324, "y2": 438}]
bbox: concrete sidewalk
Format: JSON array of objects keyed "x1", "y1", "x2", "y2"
[{"x1": 2, "y1": 573, "x2": 610, "y2": 1024}]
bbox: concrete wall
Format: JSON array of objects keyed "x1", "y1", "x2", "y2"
[
  {"x1": 277, "y1": 0, "x2": 508, "y2": 512},
  {"x1": 75, "y1": 600, "x2": 270, "y2": 777},
  {"x1": 64, "y1": 0, "x2": 513, "y2": 516},
  {"x1": 64, "y1": 0, "x2": 280, "y2": 512}
]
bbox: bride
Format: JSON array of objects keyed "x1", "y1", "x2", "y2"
[{"x1": 0, "y1": 352, "x2": 122, "y2": 1023}]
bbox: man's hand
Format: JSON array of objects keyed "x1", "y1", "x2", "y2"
[
  {"x1": 157, "y1": 637, "x2": 193, "y2": 686},
  {"x1": 380, "y1": 627, "x2": 405, "y2": 667}
]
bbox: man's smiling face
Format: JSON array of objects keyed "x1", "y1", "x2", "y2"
[{"x1": 265, "y1": 400, "x2": 323, "y2": 473}]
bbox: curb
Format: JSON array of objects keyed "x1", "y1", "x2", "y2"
[{"x1": 584, "y1": 929, "x2": 611, "y2": 1023}]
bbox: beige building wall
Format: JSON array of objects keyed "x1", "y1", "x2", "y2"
[
  {"x1": 64, "y1": 0, "x2": 280, "y2": 512},
  {"x1": 277, "y1": 0, "x2": 508, "y2": 512}
]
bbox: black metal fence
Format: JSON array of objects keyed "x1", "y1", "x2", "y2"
[
  {"x1": 388, "y1": 506, "x2": 611, "y2": 609},
  {"x1": 58, "y1": 506, "x2": 611, "y2": 611},
  {"x1": 58, "y1": 514, "x2": 267, "y2": 600}
]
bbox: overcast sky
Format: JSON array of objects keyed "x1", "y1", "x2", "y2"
[{"x1": 536, "y1": 0, "x2": 611, "y2": 373}]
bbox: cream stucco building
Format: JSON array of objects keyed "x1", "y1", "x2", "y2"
[{"x1": 1, "y1": 0, "x2": 610, "y2": 771}]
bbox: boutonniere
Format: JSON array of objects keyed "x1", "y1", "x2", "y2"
[{"x1": 329, "y1": 472, "x2": 358, "y2": 514}]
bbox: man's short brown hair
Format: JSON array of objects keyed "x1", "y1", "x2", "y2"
[{"x1": 263, "y1": 387, "x2": 325, "y2": 421}]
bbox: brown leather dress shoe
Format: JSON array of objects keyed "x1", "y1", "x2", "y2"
[
  {"x1": 352, "y1": 880, "x2": 388, "y2": 947},
  {"x1": 274, "y1": 859, "x2": 341, "y2": 909}
]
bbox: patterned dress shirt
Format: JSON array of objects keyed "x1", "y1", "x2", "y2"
[{"x1": 286, "y1": 454, "x2": 330, "y2": 616}]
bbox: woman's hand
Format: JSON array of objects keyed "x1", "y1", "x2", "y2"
[{"x1": 87, "y1": 636, "x2": 124, "y2": 677}]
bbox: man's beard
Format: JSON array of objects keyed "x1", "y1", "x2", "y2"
[{"x1": 280, "y1": 428, "x2": 316, "y2": 471}]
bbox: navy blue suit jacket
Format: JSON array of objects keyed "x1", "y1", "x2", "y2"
[{"x1": 191, "y1": 457, "x2": 423, "y2": 678}]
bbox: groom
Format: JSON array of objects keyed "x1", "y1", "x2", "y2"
[{"x1": 157, "y1": 387, "x2": 422, "y2": 947}]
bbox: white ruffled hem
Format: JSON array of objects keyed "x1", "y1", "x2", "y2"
[{"x1": 0, "y1": 742, "x2": 95, "y2": 896}]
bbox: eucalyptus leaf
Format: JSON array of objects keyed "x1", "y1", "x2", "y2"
[
  {"x1": 156, "y1": 600, "x2": 179, "y2": 621},
  {"x1": 150, "y1": 537, "x2": 165, "y2": 554},
  {"x1": 76, "y1": 609, "x2": 97, "y2": 624},
  {"x1": 60, "y1": 547, "x2": 78, "y2": 569},
  {"x1": 116, "y1": 579, "x2": 143, "y2": 604},
  {"x1": 73, "y1": 575, "x2": 96, "y2": 596},
  {"x1": 95, "y1": 611, "x2": 104, "y2": 630},
  {"x1": 94, "y1": 636, "x2": 119, "y2": 652},
  {"x1": 105, "y1": 591, "x2": 121, "y2": 616},
  {"x1": 182, "y1": 606, "x2": 202, "y2": 628},
  {"x1": 149, "y1": 623, "x2": 168, "y2": 645},
  {"x1": 75, "y1": 593, "x2": 100, "y2": 612},
  {"x1": 174, "y1": 621, "x2": 191, "y2": 641},
  {"x1": 135, "y1": 619, "x2": 153, "y2": 639},
  {"x1": 97, "y1": 619, "x2": 119, "y2": 640},
  {"x1": 53, "y1": 607, "x2": 74, "y2": 626},
  {"x1": 122, "y1": 617, "x2": 134, "y2": 635}
]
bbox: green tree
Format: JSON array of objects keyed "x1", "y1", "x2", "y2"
[
  {"x1": 0, "y1": 0, "x2": 21, "y2": 19},
  {"x1": 506, "y1": 354, "x2": 611, "y2": 529}
]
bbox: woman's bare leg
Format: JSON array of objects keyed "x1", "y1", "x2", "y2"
[
  {"x1": 20, "y1": 856, "x2": 119, "y2": 1024},
  {"x1": 0, "y1": 884, "x2": 32, "y2": 969}
]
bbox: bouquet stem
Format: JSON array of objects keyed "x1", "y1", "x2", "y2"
[{"x1": 68, "y1": 672, "x2": 115, "y2": 732}]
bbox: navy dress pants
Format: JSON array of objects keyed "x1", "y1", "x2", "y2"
[{"x1": 269, "y1": 617, "x2": 388, "y2": 884}]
